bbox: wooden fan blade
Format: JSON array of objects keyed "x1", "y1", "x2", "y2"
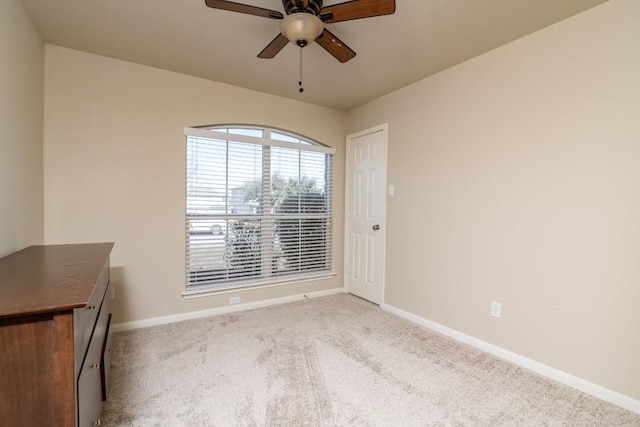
[
  {"x1": 204, "y1": 0, "x2": 283, "y2": 19},
  {"x1": 316, "y1": 29, "x2": 356, "y2": 63},
  {"x1": 258, "y1": 33, "x2": 289, "y2": 59},
  {"x1": 320, "y1": 0, "x2": 395, "y2": 23}
]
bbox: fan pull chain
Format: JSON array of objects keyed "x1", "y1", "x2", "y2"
[{"x1": 298, "y1": 47, "x2": 304, "y2": 93}]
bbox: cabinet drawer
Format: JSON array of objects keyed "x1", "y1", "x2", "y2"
[
  {"x1": 77, "y1": 290, "x2": 110, "y2": 426},
  {"x1": 74, "y1": 260, "x2": 110, "y2": 373},
  {"x1": 77, "y1": 331, "x2": 104, "y2": 426},
  {"x1": 101, "y1": 314, "x2": 114, "y2": 401}
]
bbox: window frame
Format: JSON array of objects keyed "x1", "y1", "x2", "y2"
[{"x1": 183, "y1": 125, "x2": 336, "y2": 296}]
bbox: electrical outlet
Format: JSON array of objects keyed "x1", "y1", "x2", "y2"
[
  {"x1": 229, "y1": 296, "x2": 241, "y2": 305},
  {"x1": 491, "y1": 301, "x2": 501, "y2": 318}
]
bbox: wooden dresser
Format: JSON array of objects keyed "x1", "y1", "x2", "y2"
[{"x1": 0, "y1": 243, "x2": 115, "y2": 426}]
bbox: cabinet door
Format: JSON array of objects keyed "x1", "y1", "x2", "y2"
[{"x1": 0, "y1": 314, "x2": 56, "y2": 424}]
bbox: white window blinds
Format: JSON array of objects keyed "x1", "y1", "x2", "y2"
[{"x1": 184, "y1": 126, "x2": 335, "y2": 293}]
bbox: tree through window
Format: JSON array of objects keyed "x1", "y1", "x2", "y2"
[{"x1": 184, "y1": 126, "x2": 335, "y2": 293}]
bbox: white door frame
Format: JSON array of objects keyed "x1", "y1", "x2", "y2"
[{"x1": 344, "y1": 123, "x2": 388, "y2": 305}]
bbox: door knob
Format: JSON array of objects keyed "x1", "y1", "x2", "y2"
[{"x1": 372, "y1": 224, "x2": 380, "y2": 231}]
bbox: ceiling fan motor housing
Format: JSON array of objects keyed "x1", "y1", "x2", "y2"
[{"x1": 282, "y1": 0, "x2": 323, "y2": 16}]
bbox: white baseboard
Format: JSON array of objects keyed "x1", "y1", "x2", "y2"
[
  {"x1": 382, "y1": 302, "x2": 640, "y2": 415},
  {"x1": 112, "y1": 287, "x2": 345, "y2": 333}
]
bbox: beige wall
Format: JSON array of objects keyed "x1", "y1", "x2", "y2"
[
  {"x1": 0, "y1": 0, "x2": 44, "y2": 257},
  {"x1": 37, "y1": 0, "x2": 639, "y2": 405},
  {"x1": 348, "y1": 0, "x2": 640, "y2": 401},
  {"x1": 43, "y1": 45, "x2": 347, "y2": 325}
]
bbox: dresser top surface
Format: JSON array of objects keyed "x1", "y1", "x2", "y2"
[{"x1": 0, "y1": 243, "x2": 114, "y2": 318}]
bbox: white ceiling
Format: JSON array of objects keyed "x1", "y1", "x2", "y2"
[{"x1": 22, "y1": 0, "x2": 607, "y2": 111}]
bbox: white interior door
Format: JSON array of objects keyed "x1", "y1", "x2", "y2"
[{"x1": 345, "y1": 125, "x2": 387, "y2": 304}]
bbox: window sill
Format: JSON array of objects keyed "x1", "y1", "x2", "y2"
[{"x1": 182, "y1": 272, "x2": 337, "y2": 299}]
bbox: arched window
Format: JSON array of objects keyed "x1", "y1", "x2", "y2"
[{"x1": 184, "y1": 125, "x2": 335, "y2": 294}]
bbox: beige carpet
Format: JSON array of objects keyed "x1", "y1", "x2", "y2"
[{"x1": 102, "y1": 294, "x2": 639, "y2": 426}]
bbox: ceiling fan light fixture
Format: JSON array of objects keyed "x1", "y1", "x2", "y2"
[{"x1": 280, "y1": 13, "x2": 323, "y2": 47}]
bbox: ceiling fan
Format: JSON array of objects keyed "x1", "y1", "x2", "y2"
[{"x1": 204, "y1": 0, "x2": 396, "y2": 63}]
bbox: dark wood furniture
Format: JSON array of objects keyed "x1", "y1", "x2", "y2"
[{"x1": 0, "y1": 243, "x2": 115, "y2": 426}]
